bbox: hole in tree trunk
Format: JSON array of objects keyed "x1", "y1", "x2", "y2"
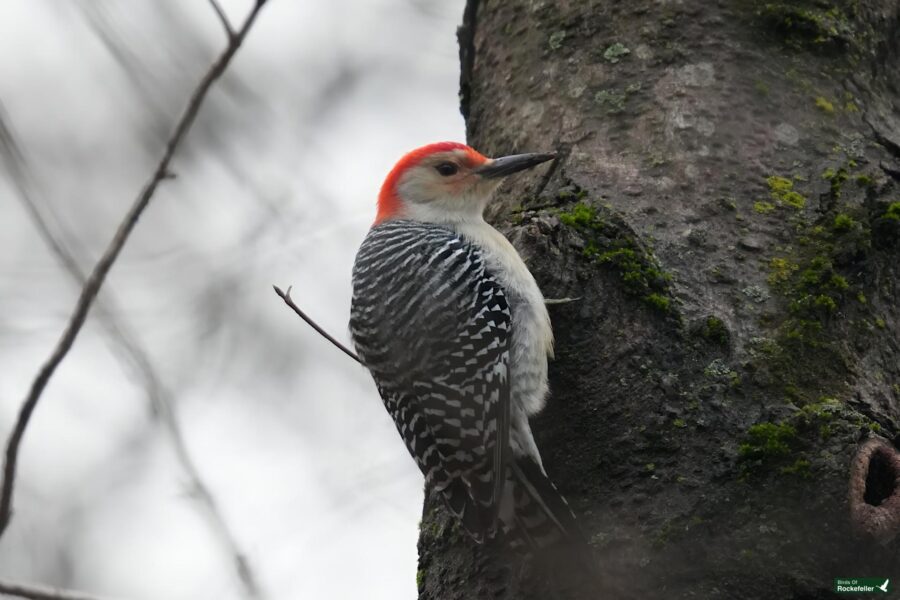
[
  {"x1": 849, "y1": 438, "x2": 900, "y2": 544},
  {"x1": 864, "y1": 449, "x2": 898, "y2": 507}
]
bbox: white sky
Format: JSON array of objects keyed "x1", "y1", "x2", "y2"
[{"x1": 0, "y1": 1, "x2": 466, "y2": 598}]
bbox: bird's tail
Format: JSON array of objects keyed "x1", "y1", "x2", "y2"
[{"x1": 500, "y1": 457, "x2": 599, "y2": 594}]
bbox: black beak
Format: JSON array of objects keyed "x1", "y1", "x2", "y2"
[{"x1": 475, "y1": 152, "x2": 556, "y2": 179}]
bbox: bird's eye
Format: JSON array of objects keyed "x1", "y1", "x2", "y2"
[{"x1": 435, "y1": 162, "x2": 459, "y2": 176}]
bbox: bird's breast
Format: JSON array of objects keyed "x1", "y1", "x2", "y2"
[
  {"x1": 453, "y1": 221, "x2": 554, "y2": 416},
  {"x1": 454, "y1": 220, "x2": 552, "y2": 345}
]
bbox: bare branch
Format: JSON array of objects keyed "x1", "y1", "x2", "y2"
[
  {"x1": 0, "y1": 0, "x2": 271, "y2": 543},
  {"x1": 0, "y1": 100, "x2": 264, "y2": 600},
  {"x1": 272, "y1": 287, "x2": 574, "y2": 363},
  {"x1": 273, "y1": 285, "x2": 362, "y2": 364},
  {"x1": 0, "y1": 578, "x2": 119, "y2": 600},
  {"x1": 208, "y1": 0, "x2": 236, "y2": 39}
]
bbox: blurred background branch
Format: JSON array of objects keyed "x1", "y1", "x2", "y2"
[
  {"x1": 0, "y1": 102, "x2": 263, "y2": 599},
  {"x1": 0, "y1": 1, "x2": 465, "y2": 597},
  {"x1": 207, "y1": 1, "x2": 235, "y2": 39},
  {"x1": 0, "y1": 28, "x2": 265, "y2": 600},
  {"x1": 0, "y1": 1, "x2": 271, "y2": 597},
  {"x1": 0, "y1": 577, "x2": 120, "y2": 600}
]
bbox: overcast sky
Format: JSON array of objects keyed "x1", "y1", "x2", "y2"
[{"x1": 0, "y1": 1, "x2": 466, "y2": 598}]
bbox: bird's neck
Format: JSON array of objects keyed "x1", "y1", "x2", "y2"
[{"x1": 399, "y1": 197, "x2": 491, "y2": 226}]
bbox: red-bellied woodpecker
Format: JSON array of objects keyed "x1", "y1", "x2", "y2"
[{"x1": 349, "y1": 141, "x2": 587, "y2": 555}]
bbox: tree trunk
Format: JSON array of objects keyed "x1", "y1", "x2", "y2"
[{"x1": 417, "y1": 0, "x2": 900, "y2": 598}]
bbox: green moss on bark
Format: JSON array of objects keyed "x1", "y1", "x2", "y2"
[{"x1": 558, "y1": 201, "x2": 674, "y2": 314}]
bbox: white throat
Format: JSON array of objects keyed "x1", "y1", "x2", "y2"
[{"x1": 397, "y1": 192, "x2": 492, "y2": 225}]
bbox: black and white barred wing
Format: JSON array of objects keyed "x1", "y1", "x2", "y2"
[{"x1": 350, "y1": 220, "x2": 510, "y2": 541}]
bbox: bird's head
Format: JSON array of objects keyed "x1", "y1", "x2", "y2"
[{"x1": 375, "y1": 141, "x2": 555, "y2": 224}]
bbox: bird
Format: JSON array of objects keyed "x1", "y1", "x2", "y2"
[{"x1": 349, "y1": 141, "x2": 591, "y2": 560}]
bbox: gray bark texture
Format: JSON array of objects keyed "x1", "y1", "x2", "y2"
[{"x1": 416, "y1": 0, "x2": 900, "y2": 598}]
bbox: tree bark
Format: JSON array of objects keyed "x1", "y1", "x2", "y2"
[{"x1": 417, "y1": 0, "x2": 900, "y2": 598}]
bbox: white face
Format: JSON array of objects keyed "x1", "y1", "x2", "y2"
[{"x1": 395, "y1": 149, "x2": 501, "y2": 223}]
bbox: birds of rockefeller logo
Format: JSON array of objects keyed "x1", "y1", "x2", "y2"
[{"x1": 833, "y1": 578, "x2": 891, "y2": 594}]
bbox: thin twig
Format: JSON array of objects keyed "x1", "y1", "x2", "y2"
[
  {"x1": 273, "y1": 285, "x2": 361, "y2": 364},
  {"x1": 544, "y1": 297, "x2": 581, "y2": 305},
  {"x1": 0, "y1": 0, "x2": 270, "y2": 544},
  {"x1": 0, "y1": 578, "x2": 119, "y2": 600},
  {"x1": 208, "y1": 0, "x2": 236, "y2": 39},
  {"x1": 0, "y1": 97, "x2": 264, "y2": 600}
]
